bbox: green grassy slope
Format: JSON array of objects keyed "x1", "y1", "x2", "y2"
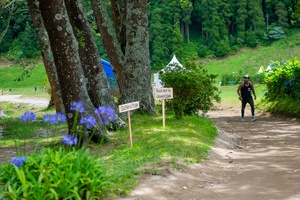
[
  {"x1": 0, "y1": 61, "x2": 46, "y2": 89},
  {"x1": 200, "y1": 29, "x2": 300, "y2": 81}
]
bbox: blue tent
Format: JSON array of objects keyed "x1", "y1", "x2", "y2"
[{"x1": 100, "y1": 59, "x2": 117, "y2": 88}]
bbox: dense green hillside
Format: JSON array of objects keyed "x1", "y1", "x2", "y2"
[
  {"x1": 1, "y1": 0, "x2": 299, "y2": 69},
  {"x1": 0, "y1": 30, "x2": 300, "y2": 91},
  {"x1": 201, "y1": 29, "x2": 300, "y2": 82}
]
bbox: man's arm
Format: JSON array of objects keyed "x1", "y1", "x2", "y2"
[
  {"x1": 250, "y1": 82, "x2": 257, "y2": 100},
  {"x1": 237, "y1": 84, "x2": 243, "y2": 100}
]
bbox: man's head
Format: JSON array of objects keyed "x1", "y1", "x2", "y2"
[{"x1": 243, "y1": 74, "x2": 250, "y2": 83}]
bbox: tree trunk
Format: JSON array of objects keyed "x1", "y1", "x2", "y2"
[
  {"x1": 91, "y1": 0, "x2": 155, "y2": 113},
  {"x1": 64, "y1": 0, "x2": 126, "y2": 128},
  {"x1": 38, "y1": 0, "x2": 104, "y2": 143},
  {"x1": 122, "y1": 0, "x2": 155, "y2": 112},
  {"x1": 185, "y1": 23, "x2": 190, "y2": 43},
  {"x1": 26, "y1": 0, "x2": 64, "y2": 113},
  {"x1": 0, "y1": 2, "x2": 14, "y2": 44}
]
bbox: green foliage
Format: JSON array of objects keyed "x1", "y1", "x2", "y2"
[
  {"x1": 0, "y1": 147, "x2": 110, "y2": 199},
  {"x1": 275, "y1": 1, "x2": 289, "y2": 28},
  {"x1": 181, "y1": 41, "x2": 199, "y2": 61},
  {"x1": 7, "y1": 22, "x2": 40, "y2": 60},
  {"x1": 159, "y1": 62, "x2": 220, "y2": 118},
  {"x1": 263, "y1": 58, "x2": 300, "y2": 101},
  {"x1": 245, "y1": 30, "x2": 258, "y2": 47},
  {"x1": 215, "y1": 40, "x2": 231, "y2": 57},
  {"x1": 265, "y1": 26, "x2": 286, "y2": 40}
]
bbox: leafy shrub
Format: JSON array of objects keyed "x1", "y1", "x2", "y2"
[
  {"x1": 215, "y1": 40, "x2": 231, "y2": 57},
  {"x1": 0, "y1": 147, "x2": 110, "y2": 199},
  {"x1": 266, "y1": 26, "x2": 286, "y2": 40},
  {"x1": 260, "y1": 58, "x2": 300, "y2": 116},
  {"x1": 159, "y1": 62, "x2": 220, "y2": 118},
  {"x1": 263, "y1": 58, "x2": 300, "y2": 101}
]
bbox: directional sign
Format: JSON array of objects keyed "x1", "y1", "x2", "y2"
[
  {"x1": 119, "y1": 101, "x2": 140, "y2": 113},
  {"x1": 155, "y1": 88, "x2": 173, "y2": 100},
  {"x1": 118, "y1": 101, "x2": 140, "y2": 148}
]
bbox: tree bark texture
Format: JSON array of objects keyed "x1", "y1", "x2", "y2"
[
  {"x1": 91, "y1": 0, "x2": 155, "y2": 113},
  {"x1": 64, "y1": 0, "x2": 126, "y2": 129},
  {"x1": 26, "y1": 0, "x2": 64, "y2": 113},
  {"x1": 38, "y1": 0, "x2": 104, "y2": 142}
]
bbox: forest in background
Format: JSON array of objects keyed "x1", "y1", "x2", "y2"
[{"x1": 0, "y1": 0, "x2": 299, "y2": 71}]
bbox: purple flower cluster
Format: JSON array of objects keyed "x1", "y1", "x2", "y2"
[
  {"x1": 70, "y1": 101, "x2": 85, "y2": 113},
  {"x1": 80, "y1": 116, "x2": 96, "y2": 129},
  {"x1": 94, "y1": 106, "x2": 117, "y2": 125},
  {"x1": 62, "y1": 135, "x2": 78, "y2": 146},
  {"x1": 20, "y1": 111, "x2": 36, "y2": 122},
  {"x1": 10, "y1": 156, "x2": 27, "y2": 168},
  {"x1": 43, "y1": 112, "x2": 66, "y2": 125}
]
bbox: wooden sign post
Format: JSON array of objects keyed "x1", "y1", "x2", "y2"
[
  {"x1": 154, "y1": 88, "x2": 173, "y2": 127},
  {"x1": 119, "y1": 101, "x2": 140, "y2": 148}
]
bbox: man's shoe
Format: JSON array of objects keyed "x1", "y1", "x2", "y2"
[
  {"x1": 252, "y1": 117, "x2": 257, "y2": 122},
  {"x1": 241, "y1": 118, "x2": 245, "y2": 122}
]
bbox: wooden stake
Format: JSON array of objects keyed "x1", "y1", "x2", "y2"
[
  {"x1": 162, "y1": 99, "x2": 165, "y2": 127},
  {"x1": 128, "y1": 111, "x2": 133, "y2": 148}
]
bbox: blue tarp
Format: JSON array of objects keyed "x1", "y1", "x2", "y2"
[{"x1": 100, "y1": 59, "x2": 117, "y2": 88}]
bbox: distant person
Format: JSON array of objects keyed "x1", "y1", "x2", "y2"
[
  {"x1": 34, "y1": 86, "x2": 37, "y2": 91},
  {"x1": 237, "y1": 74, "x2": 257, "y2": 122}
]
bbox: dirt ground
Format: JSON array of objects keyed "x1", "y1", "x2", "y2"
[
  {"x1": 119, "y1": 106, "x2": 300, "y2": 200},
  {"x1": 1, "y1": 95, "x2": 300, "y2": 199}
]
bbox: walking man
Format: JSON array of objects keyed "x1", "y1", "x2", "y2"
[{"x1": 237, "y1": 74, "x2": 257, "y2": 122}]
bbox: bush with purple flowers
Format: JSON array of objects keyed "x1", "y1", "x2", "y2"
[
  {"x1": 80, "y1": 116, "x2": 96, "y2": 129},
  {"x1": 70, "y1": 100, "x2": 85, "y2": 113},
  {"x1": 95, "y1": 106, "x2": 117, "y2": 125},
  {"x1": 10, "y1": 156, "x2": 26, "y2": 168},
  {"x1": 0, "y1": 147, "x2": 110, "y2": 199},
  {"x1": 20, "y1": 111, "x2": 36, "y2": 122},
  {"x1": 62, "y1": 134, "x2": 78, "y2": 146},
  {"x1": 43, "y1": 112, "x2": 66, "y2": 125},
  {"x1": 0, "y1": 101, "x2": 119, "y2": 198}
]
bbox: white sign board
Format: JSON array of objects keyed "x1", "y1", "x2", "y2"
[
  {"x1": 155, "y1": 88, "x2": 173, "y2": 100},
  {"x1": 119, "y1": 101, "x2": 140, "y2": 113}
]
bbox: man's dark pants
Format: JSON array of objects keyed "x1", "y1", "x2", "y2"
[{"x1": 241, "y1": 97, "x2": 254, "y2": 117}]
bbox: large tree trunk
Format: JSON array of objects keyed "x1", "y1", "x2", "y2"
[
  {"x1": 123, "y1": 0, "x2": 155, "y2": 113},
  {"x1": 64, "y1": 0, "x2": 126, "y2": 129},
  {"x1": 91, "y1": 0, "x2": 155, "y2": 113},
  {"x1": 38, "y1": 0, "x2": 104, "y2": 143},
  {"x1": 26, "y1": 0, "x2": 64, "y2": 113}
]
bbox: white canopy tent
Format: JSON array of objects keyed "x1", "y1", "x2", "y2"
[{"x1": 153, "y1": 55, "x2": 183, "y2": 88}]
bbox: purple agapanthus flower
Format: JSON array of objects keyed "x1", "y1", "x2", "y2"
[
  {"x1": 43, "y1": 112, "x2": 66, "y2": 125},
  {"x1": 70, "y1": 101, "x2": 85, "y2": 113},
  {"x1": 20, "y1": 111, "x2": 36, "y2": 122},
  {"x1": 62, "y1": 135, "x2": 78, "y2": 146},
  {"x1": 56, "y1": 112, "x2": 67, "y2": 123},
  {"x1": 10, "y1": 156, "x2": 27, "y2": 168},
  {"x1": 94, "y1": 106, "x2": 117, "y2": 125},
  {"x1": 80, "y1": 116, "x2": 96, "y2": 129}
]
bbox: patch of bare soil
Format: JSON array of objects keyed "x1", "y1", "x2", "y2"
[
  {"x1": 118, "y1": 107, "x2": 300, "y2": 200},
  {"x1": 0, "y1": 95, "x2": 49, "y2": 107}
]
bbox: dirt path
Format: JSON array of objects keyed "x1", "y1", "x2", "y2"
[
  {"x1": 119, "y1": 108, "x2": 300, "y2": 200},
  {"x1": 0, "y1": 95, "x2": 48, "y2": 108}
]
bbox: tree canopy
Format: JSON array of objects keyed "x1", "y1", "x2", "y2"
[{"x1": 0, "y1": 0, "x2": 299, "y2": 69}]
